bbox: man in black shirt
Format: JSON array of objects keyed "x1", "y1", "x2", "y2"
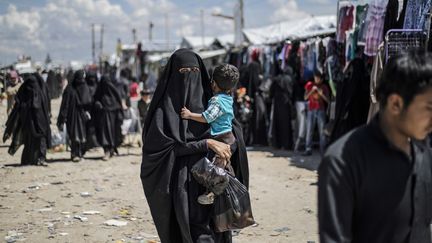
[{"x1": 318, "y1": 52, "x2": 432, "y2": 243}]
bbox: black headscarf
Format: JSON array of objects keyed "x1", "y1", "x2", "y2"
[
  {"x1": 72, "y1": 70, "x2": 92, "y2": 105},
  {"x1": 93, "y1": 75, "x2": 122, "y2": 111},
  {"x1": 141, "y1": 49, "x2": 248, "y2": 242},
  {"x1": 85, "y1": 71, "x2": 98, "y2": 97}
]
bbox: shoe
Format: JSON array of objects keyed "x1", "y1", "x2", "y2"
[
  {"x1": 36, "y1": 159, "x2": 48, "y2": 166},
  {"x1": 302, "y1": 150, "x2": 312, "y2": 156},
  {"x1": 197, "y1": 193, "x2": 215, "y2": 205},
  {"x1": 102, "y1": 152, "x2": 110, "y2": 161},
  {"x1": 72, "y1": 157, "x2": 81, "y2": 163}
]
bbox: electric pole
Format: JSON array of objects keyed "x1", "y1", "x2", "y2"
[
  {"x1": 91, "y1": 23, "x2": 95, "y2": 64},
  {"x1": 132, "y1": 28, "x2": 137, "y2": 44},
  {"x1": 100, "y1": 24, "x2": 104, "y2": 73},
  {"x1": 149, "y1": 22, "x2": 154, "y2": 42},
  {"x1": 211, "y1": 0, "x2": 244, "y2": 47}
]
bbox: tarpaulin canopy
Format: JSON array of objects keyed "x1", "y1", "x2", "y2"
[{"x1": 243, "y1": 15, "x2": 336, "y2": 45}]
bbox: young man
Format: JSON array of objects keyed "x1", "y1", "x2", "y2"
[
  {"x1": 303, "y1": 69, "x2": 329, "y2": 156},
  {"x1": 318, "y1": 52, "x2": 432, "y2": 242}
]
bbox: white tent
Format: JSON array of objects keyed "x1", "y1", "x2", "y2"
[
  {"x1": 216, "y1": 34, "x2": 235, "y2": 47},
  {"x1": 180, "y1": 36, "x2": 219, "y2": 50},
  {"x1": 243, "y1": 15, "x2": 336, "y2": 45}
]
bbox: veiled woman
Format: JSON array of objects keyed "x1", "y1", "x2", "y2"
[
  {"x1": 93, "y1": 74, "x2": 124, "y2": 160},
  {"x1": 141, "y1": 49, "x2": 249, "y2": 243},
  {"x1": 57, "y1": 70, "x2": 92, "y2": 162}
]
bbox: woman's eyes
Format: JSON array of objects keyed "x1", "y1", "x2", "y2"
[{"x1": 179, "y1": 67, "x2": 200, "y2": 73}]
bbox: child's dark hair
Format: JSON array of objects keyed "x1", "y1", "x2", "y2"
[
  {"x1": 376, "y1": 51, "x2": 432, "y2": 109},
  {"x1": 212, "y1": 64, "x2": 239, "y2": 92},
  {"x1": 314, "y1": 69, "x2": 323, "y2": 79}
]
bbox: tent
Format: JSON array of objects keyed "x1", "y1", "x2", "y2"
[{"x1": 243, "y1": 15, "x2": 336, "y2": 45}]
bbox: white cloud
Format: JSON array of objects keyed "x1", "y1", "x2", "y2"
[
  {"x1": 268, "y1": 0, "x2": 309, "y2": 23},
  {"x1": 307, "y1": 0, "x2": 330, "y2": 4},
  {"x1": 0, "y1": 0, "x2": 318, "y2": 63}
]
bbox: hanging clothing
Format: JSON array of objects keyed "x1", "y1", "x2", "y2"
[
  {"x1": 364, "y1": 0, "x2": 389, "y2": 56},
  {"x1": 330, "y1": 58, "x2": 370, "y2": 144},
  {"x1": 403, "y1": 0, "x2": 432, "y2": 30},
  {"x1": 367, "y1": 43, "x2": 385, "y2": 122},
  {"x1": 141, "y1": 49, "x2": 249, "y2": 243},
  {"x1": 4, "y1": 74, "x2": 51, "y2": 165},
  {"x1": 356, "y1": 4, "x2": 370, "y2": 45},
  {"x1": 269, "y1": 66, "x2": 294, "y2": 150},
  {"x1": 384, "y1": 0, "x2": 400, "y2": 37},
  {"x1": 93, "y1": 75, "x2": 124, "y2": 151},
  {"x1": 337, "y1": 5, "x2": 355, "y2": 43}
]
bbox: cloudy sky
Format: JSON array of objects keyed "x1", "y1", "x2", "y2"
[{"x1": 0, "y1": 0, "x2": 336, "y2": 65}]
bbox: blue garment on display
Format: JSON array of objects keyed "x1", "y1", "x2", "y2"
[{"x1": 403, "y1": 0, "x2": 432, "y2": 30}]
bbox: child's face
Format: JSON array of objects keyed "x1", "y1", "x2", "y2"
[
  {"x1": 314, "y1": 75, "x2": 323, "y2": 84},
  {"x1": 211, "y1": 80, "x2": 220, "y2": 92}
]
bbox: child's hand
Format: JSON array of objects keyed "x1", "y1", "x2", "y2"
[{"x1": 181, "y1": 107, "x2": 191, "y2": 119}]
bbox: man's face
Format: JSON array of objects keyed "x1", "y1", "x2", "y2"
[{"x1": 398, "y1": 88, "x2": 432, "y2": 140}]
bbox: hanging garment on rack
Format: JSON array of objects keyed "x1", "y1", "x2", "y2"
[
  {"x1": 346, "y1": 30, "x2": 356, "y2": 62},
  {"x1": 337, "y1": 4, "x2": 355, "y2": 43},
  {"x1": 329, "y1": 58, "x2": 370, "y2": 144},
  {"x1": 367, "y1": 43, "x2": 385, "y2": 123},
  {"x1": 384, "y1": 0, "x2": 400, "y2": 37},
  {"x1": 403, "y1": 0, "x2": 432, "y2": 30},
  {"x1": 356, "y1": 4, "x2": 370, "y2": 45},
  {"x1": 364, "y1": 0, "x2": 389, "y2": 56}
]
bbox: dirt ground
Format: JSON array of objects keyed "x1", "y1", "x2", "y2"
[{"x1": 0, "y1": 99, "x2": 321, "y2": 243}]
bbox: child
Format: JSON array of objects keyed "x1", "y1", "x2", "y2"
[
  {"x1": 181, "y1": 63, "x2": 239, "y2": 205},
  {"x1": 303, "y1": 69, "x2": 329, "y2": 156}
]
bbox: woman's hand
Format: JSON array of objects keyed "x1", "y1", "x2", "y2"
[
  {"x1": 214, "y1": 155, "x2": 228, "y2": 168},
  {"x1": 207, "y1": 139, "x2": 232, "y2": 161}
]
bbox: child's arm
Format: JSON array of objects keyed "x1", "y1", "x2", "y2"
[
  {"x1": 304, "y1": 86, "x2": 317, "y2": 100},
  {"x1": 317, "y1": 89, "x2": 329, "y2": 103},
  {"x1": 181, "y1": 107, "x2": 208, "y2": 123}
]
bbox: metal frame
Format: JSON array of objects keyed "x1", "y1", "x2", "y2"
[{"x1": 384, "y1": 29, "x2": 428, "y2": 62}]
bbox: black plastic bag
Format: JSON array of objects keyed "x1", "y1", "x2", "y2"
[
  {"x1": 191, "y1": 157, "x2": 230, "y2": 195},
  {"x1": 213, "y1": 174, "x2": 255, "y2": 232}
]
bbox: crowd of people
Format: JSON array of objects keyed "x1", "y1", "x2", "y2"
[{"x1": 1, "y1": 66, "x2": 152, "y2": 166}]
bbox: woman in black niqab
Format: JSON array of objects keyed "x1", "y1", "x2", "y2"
[
  {"x1": 269, "y1": 65, "x2": 294, "y2": 150},
  {"x1": 141, "y1": 49, "x2": 249, "y2": 243},
  {"x1": 57, "y1": 70, "x2": 92, "y2": 161},
  {"x1": 4, "y1": 73, "x2": 51, "y2": 165},
  {"x1": 93, "y1": 74, "x2": 123, "y2": 160}
]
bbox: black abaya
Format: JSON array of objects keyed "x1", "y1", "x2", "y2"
[
  {"x1": 4, "y1": 74, "x2": 51, "y2": 165},
  {"x1": 246, "y1": 61, "x2": 268, "y2": 146},
  {"x1": 93, "y1": 75, "x2": 123, "y2": 150},
  {"x1": 269, "y1": 67, "x2": 294, "y2": 150},
  {"x1": 141, "y1": 49, "x2": 249, "y2": 243},
  {"x1": 329, "y1": 58, "x2": 370, "y2": 144},
  {"x1": 57, "y1": 70, "x2": 92, "y2": 158}
]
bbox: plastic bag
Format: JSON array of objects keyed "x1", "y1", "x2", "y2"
[
  {"x1": 213, "y1": 174, "x2": 255, "y2": 232},
  {"x1": 191, "y1": 157, "x2": 230, "y2": 196}
]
